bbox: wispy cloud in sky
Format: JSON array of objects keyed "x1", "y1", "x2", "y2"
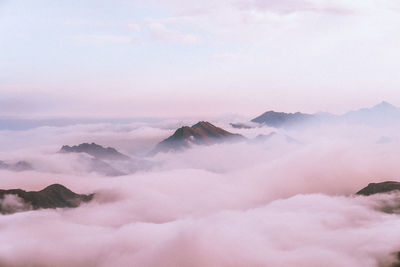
[{"x1": 1, "y1": 0, "x2": 400, "y2": 117}]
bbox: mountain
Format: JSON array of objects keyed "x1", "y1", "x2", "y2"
[
  {"x1": 0, "y1": 184, "x2": 94, "y2": 214},
  {"x1": 251, "y1": 111, "x2": 316, "y2": 128},
  {"x1": 342, "y1": 101, "x2": 400, "y2": 125},
  {"x1": 356, "y1": 181, "x2": 400, "y2": 196},
  {"x1": 250, "y1": 101, "x2": 400, "y2": 129},
  {"x1": 60, "y1": 143, "x2": 130, "y2": 161},
  {"x1": 151, "y1": 121, "x2": 245, "y2": 154},
  {"x1": 59, "y1": 143, "x2": 154, "y2": 176},
  {"x1": 0, "y1": 160, "x2": 33, "y2": 172}
]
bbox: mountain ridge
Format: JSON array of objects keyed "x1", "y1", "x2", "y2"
[
  {"x1": 60, "y1": 142, "x2": 130, "y2": 161},
  {"x1": 250, "y1": 101, "x2": 400, "y2": 128}
]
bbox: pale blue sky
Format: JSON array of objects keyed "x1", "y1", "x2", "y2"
[{"x1": 1, "y1": 0, "x2": 400, "y2": 118}]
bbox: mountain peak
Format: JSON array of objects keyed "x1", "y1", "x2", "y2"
[
  {"x1": 0, "y1": 184, "x2": 94, "y2": 214},
  {"x1": 373, "y1": 101, "x2": 396, "y2": 109},
  {"x1": 40, "y1": 183, "x2": 71, "y2": 193},
  {"x1": 150, "y1": 121, "x2": 244, "y2": 155},
  {"x1": 192, "y1": 121, "x2": 213, "y2": 128}
]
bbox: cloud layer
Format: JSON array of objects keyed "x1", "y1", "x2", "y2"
[{"x1": 1, "y1": 119, "x2": 400, "y2": 266}]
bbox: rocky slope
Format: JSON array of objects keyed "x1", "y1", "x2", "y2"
[
  {"x1": 356, "y1": 181, "x2": 400, "y2": 196},
  {"x1": 151, "y1": 121, "x2": 245, "y2": 154},
  {"x1": 0, "y1": 184, "x2": 94, "y2": 214}
]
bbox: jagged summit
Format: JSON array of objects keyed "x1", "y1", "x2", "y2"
[
  {"x1": 60, "y1": 142, "x2": 130, "y2": 161},
  {"x1": 150, "y1": 121, "x2": 245, "y2": 155},
  {"x1": 192, "y1": 121, "x2": 240, "y2": 138},
  {"x1": 193, "y1": 121, "x2": 211, "y2": 128}
]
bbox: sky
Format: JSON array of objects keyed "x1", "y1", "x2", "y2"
[{"x1": 1, "y1": 0, "x2": 400, "y2": 118}]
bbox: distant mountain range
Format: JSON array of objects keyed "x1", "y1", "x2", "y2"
[
  {"x1": 341, "y1": 101, "x2": 400, "y2": 125},
  {"x1": 0, "y1": 184, "x2": 93, "y2": 214},
  {"x1": 150, "y1": 121, "x2": 245, "y2": 155},
  {"x1": 0, "y1": 101, "x2": 398, "y2": 131},
  {"x1": 250, "y1": 101, "x2": 400, "y2": 128}
]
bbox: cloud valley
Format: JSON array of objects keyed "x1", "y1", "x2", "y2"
[{"x1": 1, "y1": 107, "x2": 400, "y2": 266}]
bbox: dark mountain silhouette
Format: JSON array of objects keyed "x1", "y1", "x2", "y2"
[
  {"x1": 0, "y1": 184, "x2": 94, "y2": 214},
  {"x1": 0, "y1": 160, "x2": 33, "y2": 172},
  {"x1": 251, "y1": 111, "x2": 316, "y2": 128},
  {"x1": 60, "y1": 142, "x2": 130, "y2": 161},
  {"x1": 151, "y1": 121, "x2": 245, "y2": 154},
  {"x1": 356, "y1": 181, "x2": 400, "y2": 196}
]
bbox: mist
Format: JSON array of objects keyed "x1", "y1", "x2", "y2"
[{"x1": 1, "y1": 117, "x2": 400, "y2": 266}]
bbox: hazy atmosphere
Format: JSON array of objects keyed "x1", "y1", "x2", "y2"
[
  {"x1": 2, "y1": 0, "x2": 400, "y2": 117},
  {"x1": 1, "y1": 1, "x2": 400, "y2": 267}
]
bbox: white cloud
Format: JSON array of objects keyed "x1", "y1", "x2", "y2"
[
  {"x1": 0, "y1": 194, "x2": 32, "y2": 214},
  {"x1": 147, "y1": 22, "x2": 202, "y2": 44},
  {"x1": 2, "y1": 119, "x2": 400, "y2": 265}
]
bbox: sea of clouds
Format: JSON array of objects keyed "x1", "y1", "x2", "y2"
[{"x1": 1, "y1": 118, "x2": 400, "y2": 266}]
